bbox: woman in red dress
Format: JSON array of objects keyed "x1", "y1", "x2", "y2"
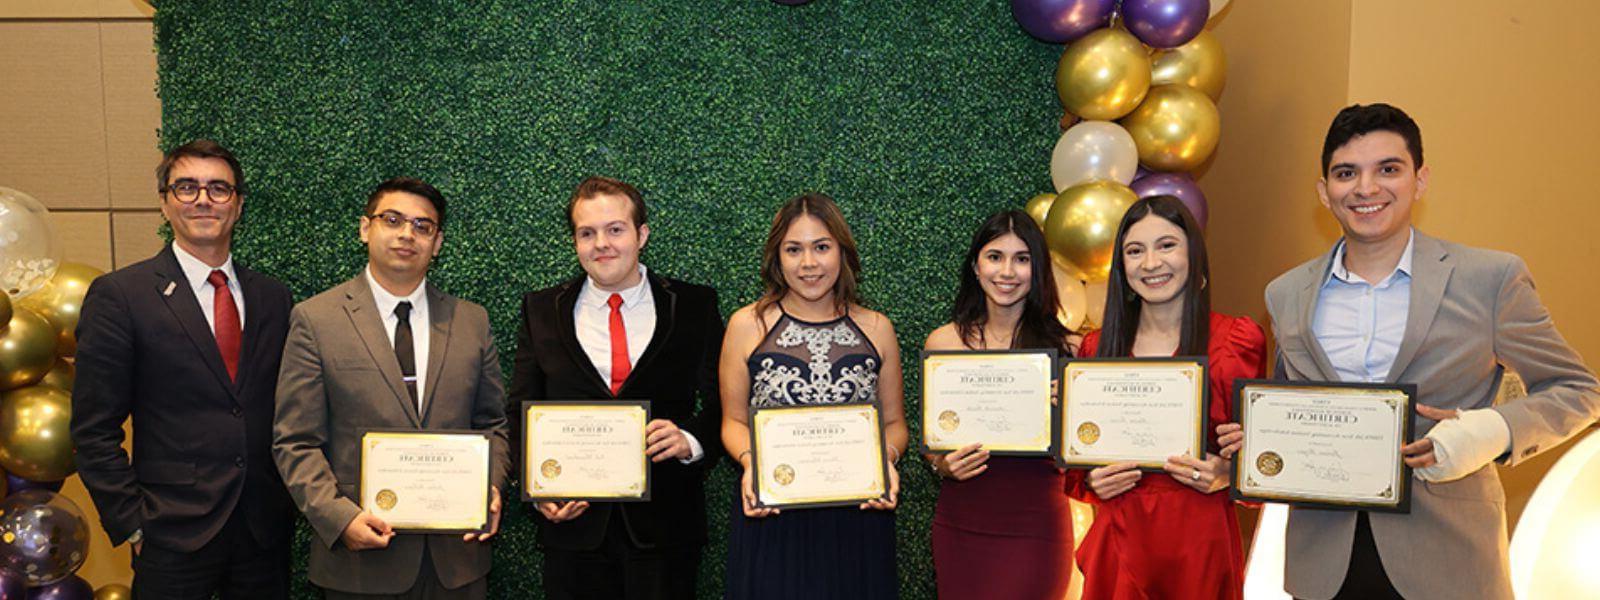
[
  {"x1": 925, "y1": 210, "x2": 1077, "y2": 599},
  {"x1": 1067, "y1": 195, "x2": 1266, "y2": 600}
]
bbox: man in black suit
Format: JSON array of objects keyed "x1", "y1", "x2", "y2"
[
  {"x1": 71, "y1": 139, "x2": 296, "y2": 599},
  {"x1": 509, "y1": 176, "x2": 724, "y2": 600}
]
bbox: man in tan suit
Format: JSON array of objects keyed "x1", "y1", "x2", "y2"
[
  {"x1": 273, "y1": 177, "x2": 511, "y2": 598},
  {"x1": 1223, "y1": 104, "x2": 1599, "y2": 600}
]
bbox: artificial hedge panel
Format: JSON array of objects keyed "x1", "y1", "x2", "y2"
[{"x1": 154, "y1": 1, "x2": 1060, "y2": 597}]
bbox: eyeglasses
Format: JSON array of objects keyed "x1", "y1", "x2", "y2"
[
  {"x1": 367, "y1": 210, "x2": 440, "y2": 238},
  {"x1": 162, "y1": 179, "x2": 237, "y2": 204}
]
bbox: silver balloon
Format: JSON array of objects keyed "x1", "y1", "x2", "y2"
[
  {"x1": 0, "y1": 489, "x2": 90, "y2": 586},
  {"x1": 1050, "y1": 121, "x2": 1140, "y2": 192},
  {"x1": 0, "y1": 187, "x2": 60, "y2": 299}
]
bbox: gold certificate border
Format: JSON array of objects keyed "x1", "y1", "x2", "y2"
[
  {"x1": 523, "y1": 403, "x2": 650, "y2": 500},
  {"x1": 1058, "y1": 359, "x2": 1207, "y2": 469},
  {"x1": 752, "y1": 403, "x2": 887, "y2": 507},
  {"x1": 922, "y1": 352, "x2": 1054, "y2": 453},
  {"x1": 359, "y1": 431, "x2": 490, "y2": 531},
  {"x1": 1234, "y1": 383, "x2": 1410, "y2": 509}
]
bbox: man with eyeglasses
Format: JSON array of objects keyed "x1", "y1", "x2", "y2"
[
  {"x1": 273, "y1": 177, "x2": 511, "y2": 599},
  {"x1": 73, "y1": 139, "x2": 298, "y2": 598}
]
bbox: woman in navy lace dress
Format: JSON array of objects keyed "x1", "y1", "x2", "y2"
[{"x1": 719, "y1": 193, "x2": 908, "y2": 600}]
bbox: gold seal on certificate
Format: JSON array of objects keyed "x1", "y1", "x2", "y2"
[
  {"x1": 921, "y1": 350, "x2": 1056, "y2": 456},
  {"x1": 750, "y1": 402, "x2": 889, "y2": 509},
  {"x1": 1058, "y1": 358, "x2": 1207, "y2": 469},
  {"x1": 1231, "y1": 380, "x2": 1415, "y2": 512},
  {"x1": 359, "y1": 431, "x2": 491, "y2": 533},
  {"x1": 522, "y1": 401, "x2": 651, "y2": 502}
]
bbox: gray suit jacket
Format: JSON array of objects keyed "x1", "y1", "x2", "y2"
[
  {"x1": 1265, "y1": 231, "x2": 1599, "y2": 599},
  {"x1": 273, "y1": 274, "x2": 511, "y2": 594}
]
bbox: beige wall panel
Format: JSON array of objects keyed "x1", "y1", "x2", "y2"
[
  {"x1": 1199, "y1": 1, "x2": 1353, "y2": 326},
  {"x1": 0, "y1": 22, "x2": 110, "y2": 210},
  {"x1": 49, "y1": 211, "x2": 113, "y2": 271},
  {"x1": 102, "y1": 21, "x2": 162, "y2": 210},
  {"x1": 0, "y1": 0, "x2": 152, "y2": 19},
  {"x1": 111, "y1": 211, "x2": 166, "y2": 268}
]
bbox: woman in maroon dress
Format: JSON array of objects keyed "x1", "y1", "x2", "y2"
[
  {"x1": 925, "y1": 210, "x2": 1077, "y2": 599},
  {"x1": 1067, "y1": 195, "x2": 1266, "y2": 600}
]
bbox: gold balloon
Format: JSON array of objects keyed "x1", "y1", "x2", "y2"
[
  {"x1": 1042, "y1": 180, "x2": 1138, "y2": 283},
  {"x1": 0, "y1": 385, "x2": 76, "y2": 481},
  {"x1": 96, "y1": 584, "x2": 134, "y2": 600},
  {"x1": 38, "y1": 358, "x2": 74, "y2": 392},
  {"x1": 1055, "y1": 28, "x2": 1152, "y2": 121},
  {"x1": 18, "y1": 262, "x2": 103, "y2": 357},
  {"x1": 0, "y1": 308, "x2": 58, "y2": 391},
  {"x1": 1151, "y1": 30, "x2": 1227, "y2": 100},
  {"x1": 1025, "y1": 193, "x2": 1057, "y2": 227},
  {"x1": 0, "y1": 291, "x2": 12, "y2": 332},
  {"x1": 1121, "y1": 84, "x2": 1221, "y2": 172},
  {"x1": 1085, "y1": 280, "x2": 1109, "y2": 327}
]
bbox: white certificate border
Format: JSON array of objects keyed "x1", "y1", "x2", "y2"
[
  {"x1": 749, "y1": 402, "x2": 889, "y2": 509},
  {"x1": 358, "y1": 430, "x2": 491, "y2": 533},
  {"x1": 920, "y1": 349, "x2": 1058, "y2": 455},
  {"x1": 520, "y1": 400, "x2": 652, "y2": 502},
  {"x1": 1056, "y1": 357, "x2": 1209, "y2": 470}
]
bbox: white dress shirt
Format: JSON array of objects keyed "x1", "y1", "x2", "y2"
[
  {"x1": 365, "y1": 267, "x2": 430, "y2": 412},
  {"x1": 1312, "y1": 230, "x2": 1414, "y2": 383},
  {"x1": 171, "y1": 243, "x2": 245, "y2": 331},
  {"x1": 574, "y1": 265, "x2": 703, "y2": 463}
]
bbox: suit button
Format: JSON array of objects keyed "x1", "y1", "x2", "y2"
[
  {"x1": 231, "y1": 406, "x2": 243, "y2": 418},
  {"x1": 234, "y1": 456, "x2": 245, "y2": 468}
]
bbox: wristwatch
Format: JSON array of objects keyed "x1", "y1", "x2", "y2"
[{"x1": 127, "y1": 529, "x2": 144, "y2": 546}]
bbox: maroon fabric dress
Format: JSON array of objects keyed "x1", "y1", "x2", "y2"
[{"x1": 1066, "y1": 313, "x2": 1266, "y2": 600}]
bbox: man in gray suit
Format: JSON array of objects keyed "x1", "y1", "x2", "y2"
[
  {"x1": 273, "y1": 177, "x2": 511, "y2": 598},
  {"x1": 1221, "y1": 104, "x2": 1599, "y2": 599}
]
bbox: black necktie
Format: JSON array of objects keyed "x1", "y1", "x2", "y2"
[{"x1": 394, "y1": 301, "x2": 418, "y2": 407}]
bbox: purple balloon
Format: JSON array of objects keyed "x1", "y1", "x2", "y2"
[
  {"x1": 1010, "y1": 0, "x2": 1117, "y2": 44},
  {"x1": 1121, "y1": 0, "x2": 1209, "y2": 48},
  {"x1": 25, "y1": 576, "x2": 91, "y2": 600},
  {"x1": 1130, "y1": 172, "x2": 1209, "y2": 229},
  {"x1": 5, "y1": 474, "x2": 63, "y2": 495},
  {"x1": 0, "y1": 572, "x2": 24, "y2": 600}
]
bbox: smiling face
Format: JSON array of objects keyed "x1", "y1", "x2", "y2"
[
  {"x1": 1318, "y1": 130, "x2": 1429, "y2": 246},
  {"x1": 779, "y1": 214, "x2": 841, "y2": 303},
  {"x1": 974, "y1": 232, "x2": 1033, "y2": 309},
  {"x1": 1120, "y1": 213, "x2": 1190, "y2": 307},
  {"x1": 571, "y1": 192, "x2": 649, "y2": 292},
  {"x1": 360, "y1": 190, "x2": 443, "y2": 286},
  {"x1": 161, "y1": 156, "x2": 242, "y2": 254}
]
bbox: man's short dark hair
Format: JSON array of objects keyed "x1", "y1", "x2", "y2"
[
  {"x1": 156, "y1": 139, "x2": 247, "y2": 195},
  {"x1": 1322, "y1": 103, "x2": 1424, "y2": 175},
  {"x1": 366, "y1": 177, "x2": 447, "y2": 228},
  {"x1": 566, "y1": 176, "x2": 647, "y2": 234}
]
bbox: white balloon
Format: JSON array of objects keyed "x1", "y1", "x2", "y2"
[
  {"x1": 1050, "y1": 121, "x2": 1139, "y2": 192},
  {"x1": 1053, "y1": 262, "x2": 1088, "y2": 332},
  {"x1": 0, "y1": 187, "x2": 61, "y2": 299}
]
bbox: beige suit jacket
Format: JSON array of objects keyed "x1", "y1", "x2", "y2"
[{"x1": 273, "y1": 274, "x2": 511, "y2": 594}]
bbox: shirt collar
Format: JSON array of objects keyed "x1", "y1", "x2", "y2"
[
  {"x1": 364, "y1": 266, "x2": 428, "y2": 318},
  {"x1": 1325, "y1": 228, "x2": 1415, "y2": 287},
  {"x1": 580, "y1": 264, "x2": 651, "y2": 309},
  {"x1": 171, "y1": 243, "x2": 237, "y2": 289}
]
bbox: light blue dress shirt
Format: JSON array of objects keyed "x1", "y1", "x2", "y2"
[{"x1": 1312, "y1": 230, "x2": 1415, "y2": 383}]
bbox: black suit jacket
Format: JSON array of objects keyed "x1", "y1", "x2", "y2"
[
  {"x1": 508, "y1": 272, "x2": 724, "y2": 551},
  {"x1": 70, "y1": 245, "x2": 297, "y2": 553}
]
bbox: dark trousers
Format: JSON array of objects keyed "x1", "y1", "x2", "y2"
[
  {"x1": 542, "y1": 513, "x2": 701, "y2": 600},
  {"x1": 1311, "y1": 512, "x2": 1405, "y2": 600},
  {"x1": 132, "y1": 510, "x2": 289, "y2": 600},
  {"x1": 322, "y1": 546, "x2": 487, "y2": 600}
]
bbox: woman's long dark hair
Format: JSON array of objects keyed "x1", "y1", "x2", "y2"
[
  {"x1": 952, "y1": 210, "x2": 1071, "y2": 353},
  {"x1": 1095, "y1": 195, "x2": 1210, "y2": 358},
  {"x1": 754, "y1": 193, "x2": 863, "y2": 327}
]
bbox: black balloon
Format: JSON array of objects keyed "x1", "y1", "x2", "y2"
[
  {"x1": 0, "y1": 490, "x2": 90, "y2": 587},
  {"x1": 25, "y1": 575, "x2": 91, "y2": 600},
  {"x1": 0, "y1": 571, "x2": 22, "y2": 600}
]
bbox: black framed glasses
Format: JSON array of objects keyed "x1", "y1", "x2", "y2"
[
  {"x1": 162, "y1": 179, "x2": 237, "y2": 204},
  {"x1": 367, "y1": 210, "x2": 440, "y2": 238}
]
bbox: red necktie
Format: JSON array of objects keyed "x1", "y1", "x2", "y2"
[
  {"x1": 207, "y1": 270, "x2": 241, "y2": 381},
  {"x1": 607, "y1": 293, "x2": 630, "y2": 396}
]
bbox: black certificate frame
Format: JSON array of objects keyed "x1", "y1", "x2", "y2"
[
  {"x1": 919, "y1": 348, "x2": 1059, "y2": 457},
  {"x1": 357, "y1": 428, "x2": 493, "y2": 535},
  {"x1": 521, "y1": 400, "x2": 653, "y2": 503},
  {"x1": 748, "y1": 401, "x2": 891, "y2": 510},
  {"x1": 1229, "y1": 379, "x2": 1417, "y2": 513},
  {"x1": 1055, "y1": 356, "x2": 1210, "y2": 472}
]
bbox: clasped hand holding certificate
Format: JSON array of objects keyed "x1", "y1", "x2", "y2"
[
  {"x1": 737, "y1": 448, "x2": 901, "y2": 518},
  {"x1": 342, "y1": 486, "x2": 504, "y2": 550},
  {"x1": 536, "y1": 418, "x2": 690, "y2": 523}
]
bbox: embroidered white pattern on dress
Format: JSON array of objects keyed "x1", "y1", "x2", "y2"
[{"x1": 751, "y1": 320, "x2": 879, "y2": 407}]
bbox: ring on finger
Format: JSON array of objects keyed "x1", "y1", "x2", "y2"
[{"x1": 1191, "y1": 468, "x2": 1202, "y2": 481}]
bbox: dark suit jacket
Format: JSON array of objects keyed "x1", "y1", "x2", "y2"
[
  {"x1": 272, "y1": 274, "x2": 511, "y2": 594},
  {"x1": 508, "y1": 272, "x2": 724, "y2": 551},
  {"x1": 70, "y1": 244, "x2": 297, "y2": 553}
]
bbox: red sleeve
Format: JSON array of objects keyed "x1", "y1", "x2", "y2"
[
  {"x1": 1079, "y1": 329, "x2": 1101, "y2": 358},
  {"x1": 1207, "y1": 315, "x2": 1266, "y2": 425},
  {"x1": 1064, "y1": 330, "x2": 1101, "y2": 502}
]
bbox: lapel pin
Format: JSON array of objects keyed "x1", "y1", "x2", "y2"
[{"x1": 163, "y1": 281, "x2": 177, "y2": 296}]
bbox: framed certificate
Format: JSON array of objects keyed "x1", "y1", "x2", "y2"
[
  {"x1": 521, "y1": 401, "x2": 651, "y2": 502},
  {"x1": 358, "y1": 430, "x2": 491, "y2": 534},
  {"x1": 1231, "y1": 380, "x2": 1415, "y2": 512},
  {"x1": 1057, "y1": 357, "x2": 1208, "y2": 469},
  {"x1": 749, "y1": 402, "x2": 889, "y2": 510},
  {"x1": 921, "y1": 349, "x2": 1057, "y2": 456}
]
